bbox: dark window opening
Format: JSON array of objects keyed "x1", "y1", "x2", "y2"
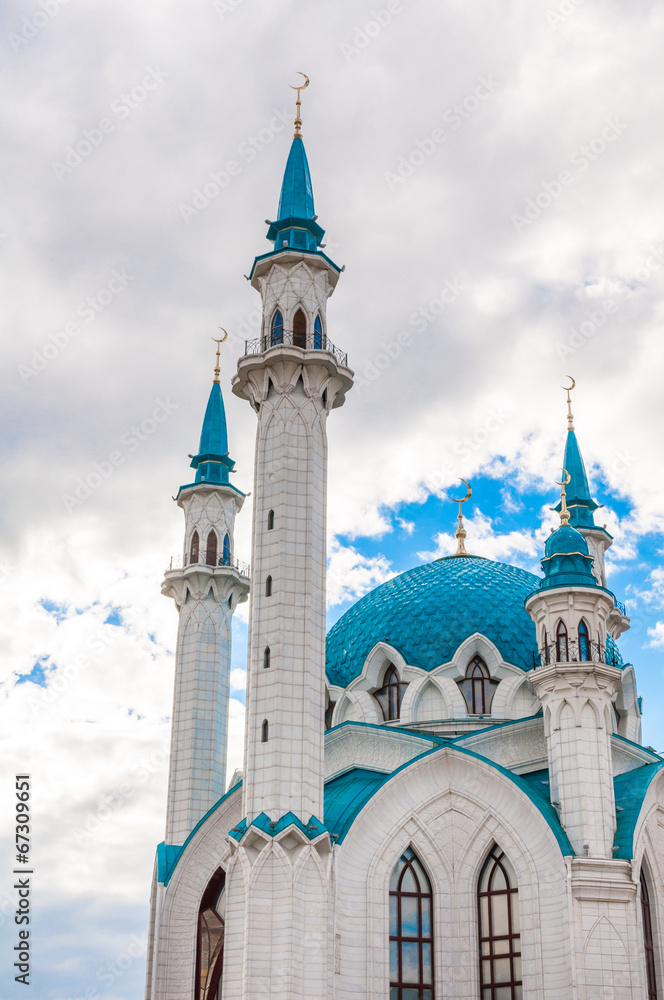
[
  {"x1": 263, "y1": 647, "x2": 270, "y2": 669},
  {"x1": 314, "y1": 314, "x2": 323, "y2": 349},
  {"x1": 221, "y1": 533, "x2": 231, "y2": 566},
  {"x1": 265, "y1": 575, "x2": 272, "y2": 597},
  {"x1": 578, "y1": 620, "x2": 590, "y2": 661},
  {"x1": 642, "y1": 868, "x2": 659, "y2": 999},
  {"x1": 261, "y1": 719, "x2": 269, "y2": 742},
  {"x1": 267, "y1": 509, "x2": 275, "y2": 530},
  {"x1": 195, "y1": 868, "x2": 226, "y2": 1000},
  {"x1": 271, "y1": 310, "x2": 283, "y2": 346},
  {"x1": 325, "y1": 700, "x2": 336, "y2": 730},
  {"x1": 205, "y1": 530, "x2": 217, "y2": 567},
  {"x1": 556, "y1": 621, "x2": 569, "y2": 662},
  {"x1": 189, "y1": 530, "x2": 200, "y2": 565},
  {"x1": 293, "y1": 307, "x2": 307, "y2": 348},
  {"x1": 389, "y1": 846, "x2": 434, "y2": 1000},
  {"x1": 478, "y1": 845, "x2": 522, "y2": 999},
  {"x1": 459, "y1": 656, "x2": 498, "y2": 715},
  {"x1": 375, "y1": 665, "x2": 408, "y2": 722}
]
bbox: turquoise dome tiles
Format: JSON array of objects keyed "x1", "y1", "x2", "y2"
[{"x1": 325, "y1": 556, "x2": 542, "y2": 688}]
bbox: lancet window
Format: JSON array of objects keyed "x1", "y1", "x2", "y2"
[
  {"x1": 478, "y1": 845, "x2": 522, "y2": 999},
  {"x1": 195, "y1": 868, "x2": 226, "y2": 1000},
  {"x1": 205, "y1": 530, "x2": 217, "y2": 567},
  {"x1": 459, "y1": 656, "x2": 498, "y2": 715},
  {"x1": 263, "y1": 646, "x2": 270, "y2": 669},
  {"x1": 265, "y1": 575, "x2": 272, "y2": 597},
  {"x1": 261, "y1": 719, "x2": 269, "y2": 742},
  {"x1": 270, "y1": 310, "x2": 283, "y2": 346},
  {"x1": 375, "y1": 665, "x2": 408, "y2": 722},
  {"x1": 555, "y1": 621, "x2": 568, "y2": 662},
  {"x1": 267, "y1": 509, "x2": 275, "y2": 530},
  {"x1": 314, "y1": 314, "x2": 323, "y2": 349},
  {"x1": 389, "y1": 846, "x2": 434, "y2": 999},
  {"x1": 189, "y1": 530, "x2": 200, "y2": 565},
  {"x1": 578, "y1": 620, "x2": 590, "y2": 661},
  {"x1": 293, "y1": 307, "x2": 307, "y2": 347},
  {"x1": 641, "y1": 868, "x2": 658, "y2": 999},
  {"x1": 222, "y1": 533, "x2": 231, "y2": 566}
]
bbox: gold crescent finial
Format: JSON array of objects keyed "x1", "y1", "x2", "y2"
[
  {"x1": 555, "y1": 468, "x2": 571, "y2": 525},
  {"x1": 562, "y1": 375, "x2": 575, "y2": 430},
  {"x1": 289, "y1": 73, "x2": 310, "y2": 138},
  {"x1": 446, "y1": 479, "x2": 472, "y2": 556},
  {"x1": 212, "y1": 329, "x2": 228, "y2": 383}
]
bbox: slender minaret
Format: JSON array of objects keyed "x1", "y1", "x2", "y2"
[
  {"x1": 163, "y1": 342, "x2": 249, "y2": 845},
  {"x1": 232, "y1": 79, "x2": 353, "y2": 828}
]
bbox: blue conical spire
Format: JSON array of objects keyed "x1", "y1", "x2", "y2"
[
  {"x1": 265, "y1": 136, "x2": 325, "y2": 254},
  {"x1": 188, "y1": 380, "x2": 234, "y2": 486},
  {"x1": 555, "y1": 384, "x2": 599, "y2": 528}
]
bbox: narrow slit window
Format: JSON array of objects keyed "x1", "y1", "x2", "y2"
[
  {"x1": 205, "y1": 530, "x2": 217, "y2": 567},
  {"x1": 267, "y1": 509, "x2": 275, "y2": 530},
  {"x1": 222, "y1": 533, "x2": 231, "y2": 566},
  {"x1": 314, "y1": 314, "x2": 323, "y2": 349},
  {"x1": 263, "y1": 647, "x2": 270, "y2": 669},
  {"x1": 189, "y1": 530, "x2": 200, "y2": 565},
  {"x1": 261, "y1": 719, "x2": 269, "y2": 742},
  {"x1": 293, "y1": 307, "x2": 307, "y2": 348},
  {"x1": 578, "y1": 620, "x2": 590, "y2": 661},
  {"x1": 265, "y1": 575, "x2": 272, "y2": 597},
  {"x1": 271, "y1": 310, "x2": 283, "y2": 346}
]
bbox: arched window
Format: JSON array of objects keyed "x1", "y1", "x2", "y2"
[
  {"x1": 543, "y1": 628, "x2": 549, "y2": 665},
  {"x1": 263, "y1": 646, "x2": 270, "y2": 669},
  {"x1": 641, "y1": 868, "x2": 658, "y2": 999},
  {"x1": 261, "y1": 719, "x2": 269, "y2": 742},
  {"x1": 459, "y1": 656, "x2": 498, "y2": 715},
  {"x1": 293, "y1": 307, "x2": 307, "y2": 348},
  {"x1": 314, "y1": 314, "x2": 323, "y2": 349},
  {"x1": 478, "y1": 845, "x2": 522, "y2": 999},
  {"x1": 389, "y1": 846, "x2": 434, "y2": 999},
  {"x1": 189, "y1": 530, "x2": 200, "y2": 565},
  {"x1": 578, "y1": 620, "x2": 590, "y2": 662},
  {"x1": 374, "y1": 665, "x2": 408, "y2": 722},
  {"x1": 556, "y1": 621, "x2": 568, "y2": 663},
  {"x1": 222, "y1": 533, "x2": 231, "y2": 566},
  {"x1": 267, "y1": 509, "x2": 275, "y2": 530},
  {"x1": 271, "y1": 310, "x2": 283, "y2": 346},
  {"x1": 205, "y1": 530, "x2": 217, "y2": 567},
  {"x1": 265, "y1": 575, "x2": 272, "y2": 597},
  {"x1": 195, "y1": 868, "x2": 226, "y2": 1000}
]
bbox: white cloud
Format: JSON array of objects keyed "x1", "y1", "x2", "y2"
[
  {"x1": 647, "y1": 623, "x2": 664, "y2": 648},
  {"x1": 327, "y1": 540, "x2": 396, "y2": 608}
]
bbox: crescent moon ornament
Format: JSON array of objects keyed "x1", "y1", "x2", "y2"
[
  {"x1": 447, "y1": 478, "x2": 472, "y2": 504},
  {"x1": 216, "y1": 328, "x2": 228, "y2": 343},
  {"x1": 555, "y1": 469, "x2": 571, "y2": 487},
  {"x1": 289, "y1": 72, "x2": 310, "y2": 92},
  {"x1": 447, "y1": 479, "x2": 472, "y2": 556},
  {"x1": 562, "y1": 375, "x2": 575, "y2": 428},
  {"x1": 211, "y1": 331, "x2": 228, "y2": 383},
  {"x1": 562, "y1": 375, "x2": 575, "y2": 392},
  {"x1": 289, "y1": 73, "x2": 310, "y2": 136}
]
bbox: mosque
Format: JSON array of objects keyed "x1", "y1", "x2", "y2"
[{"x1": 144, "y1": 81, "x2": 664, "y2": 1000}]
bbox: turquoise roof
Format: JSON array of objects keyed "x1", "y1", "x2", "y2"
[
  {"x1": 538, "y1": 523, "x2": 600, "y2": 591},
  {"x1": 614, "y1": 762, "x2": 664, "y2": 859},
  {"x1": 326, "y1": 556, "x2": 541, "y2": 687},
  {"x1": 185, "y1": 381, "x2": 235, "y2": 488},
  {"x1": 555, "y1": 429, "x2": 600, "y2": 529},
  {"x1": 264, "y1": 136, "x2": 325, "y2": 254}
]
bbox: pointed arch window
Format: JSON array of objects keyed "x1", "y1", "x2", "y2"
[
  {"x1": 543, "y1": 628, "x2": 549, "y2": 665},
  {"x1": 270, "y1": 310, "x2": 283, "y2": 346},
  {"x1": 265, "y1": 575, "x2": 272, "y2": 597},
  {"x1": 478, "y1": 845, "x2": 522, "y2": 999},
  {"x1": 641, "y1": 868, "x2": 659, "y2": 999},
  {"x1": 189, "y1": 530, "x2": 200, "y2": 565},
  {"x1": 261, "y1": 719, "x2": 269, "y2": 742},
  {"x1": 196, "y1": 868, "x2": 226, "y2": 1000},
  {"x1": 578, "y1": 620, "x2": 590, "y2": 662},
  {"x1": 389, "y1": 846, "x2": 434, "y2": 999},
  {"x1": 267, "y1": 509, "x2": 275, "y2": 530},
  {"x1": 222, "y1": 533, "x2": 231, "y2": 566},
  {"x1": 205, "y1": 530, "x2": 217, "y2": 566},
  {"x1": 556, "y1": 621, "x2": 569, "y2": 663},
  {"x1": 375, "y1": 665, "x2": 408, "y2": 722},
  {"x1": 293, "y1": 307, "x2": 307, "y2": 348},
  {"x1": 459, "y1": 656, "x2": 498, "y2": 715},
  {"x1": 314, "y1": 314, "x2": 323, "y2": 349},
  {"x1": 263, "y1": 646, "x2": 270, "y2": 669}
]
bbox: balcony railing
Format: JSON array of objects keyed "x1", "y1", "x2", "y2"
[
  {"x1": 533, "y1": 637, "x2": 621, "y2": 668},
  {"x1": 614, "y1": 599, "x2": 627, "y2": 615},
  {"x1": 243, "y1": 329, "x2": 348, "y2": 367},
  {"x1": 167, "y1": 553, "x2": 250, "y2": 577}
]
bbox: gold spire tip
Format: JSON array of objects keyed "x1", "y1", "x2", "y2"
[
  {"x1": 562, "y1": 375, "x2": 575, "y2": 430},
  {"x1": 289, "y1": 72, "x2": 310, "y2": 138},
  {"x1": 212, "y1": 328, "x2": 228, "y2": 383},
  {"x1": 447, "y1": 478, "x2": 472, "y2": 556},
  {"x1": 556, "y1": 468, "x2": 571, "y2": 526}
]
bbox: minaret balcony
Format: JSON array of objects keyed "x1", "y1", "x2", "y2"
[
  {"x1": 166, "y1": 553, "x2": 250, "y2": 577},
  {"x1": 533, "y1": 637, "x2": 621, "y2": 669},
  {"x1": 243, "y1": 328, "x2": 348, "y2": 368}
]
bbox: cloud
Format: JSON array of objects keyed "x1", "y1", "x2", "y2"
[{"x1": 327, "y1": 539, "x2": 396, "y2": 608}]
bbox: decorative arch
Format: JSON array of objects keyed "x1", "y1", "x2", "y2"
[
  {"x1": 189, "y1": 530, "x2": 200, "y2": 565},
  {"x1": 389, "y1": 846, "x2": 434, "y2": 999},
  {"x1": 205, "y1": 530, "x2": 217, "y2": 567},
  {"x1": 478, "y1": 844, "x2": 522, "y2": 997},
  {"x1": 374, "y1": 664, "x2": 408, "y2": 722},
  {"x1": 293, "y1": 307, "x2": 307, "y2": 347},
  {"x1": 270, "y1": 309, "x2": 283, "y2": 346},
  {"x1": 459, "y1": 655, "x2": 498, "y2": 715},
  {"x1": 195, "y1": 867, "x2": 226, "y2": 1000}
]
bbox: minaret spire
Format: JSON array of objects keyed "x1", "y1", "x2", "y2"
[
  {"x1": 448, "y1": 479, "x2": 472, "y2": 556},
  {"x1": 289, "y1": 71, "x2": 309, "y2": 138}
]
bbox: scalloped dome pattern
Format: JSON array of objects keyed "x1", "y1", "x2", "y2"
[{"x1": 325, "y1": 556, "x2": 542, "y2": 688}]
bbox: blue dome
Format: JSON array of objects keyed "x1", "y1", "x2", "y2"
[
  {"x1": 538, "y1": 524, "x2": 599, "y2": 592},
  {"x1": 544, "y1": 524, "x2": 589, "y2": 557},
  {"x1": 326, "y1": 556, "x2": 541, "y2": 688}
]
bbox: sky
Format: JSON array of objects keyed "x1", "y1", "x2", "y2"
[{"x1": 2, "y1": 0, "x2": 664, "y2": 997}]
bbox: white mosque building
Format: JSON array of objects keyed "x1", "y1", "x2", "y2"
[{"x1": 144, "y1": 87, "x2": 664, "y2": 1000}]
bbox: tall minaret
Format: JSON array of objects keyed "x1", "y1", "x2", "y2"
[
  {"x1": 163, "y1": 344, "x2": 249, "y2": 845},
  {"x1": 232, "y1": 79, "x2": 353, "y2": 828}
]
